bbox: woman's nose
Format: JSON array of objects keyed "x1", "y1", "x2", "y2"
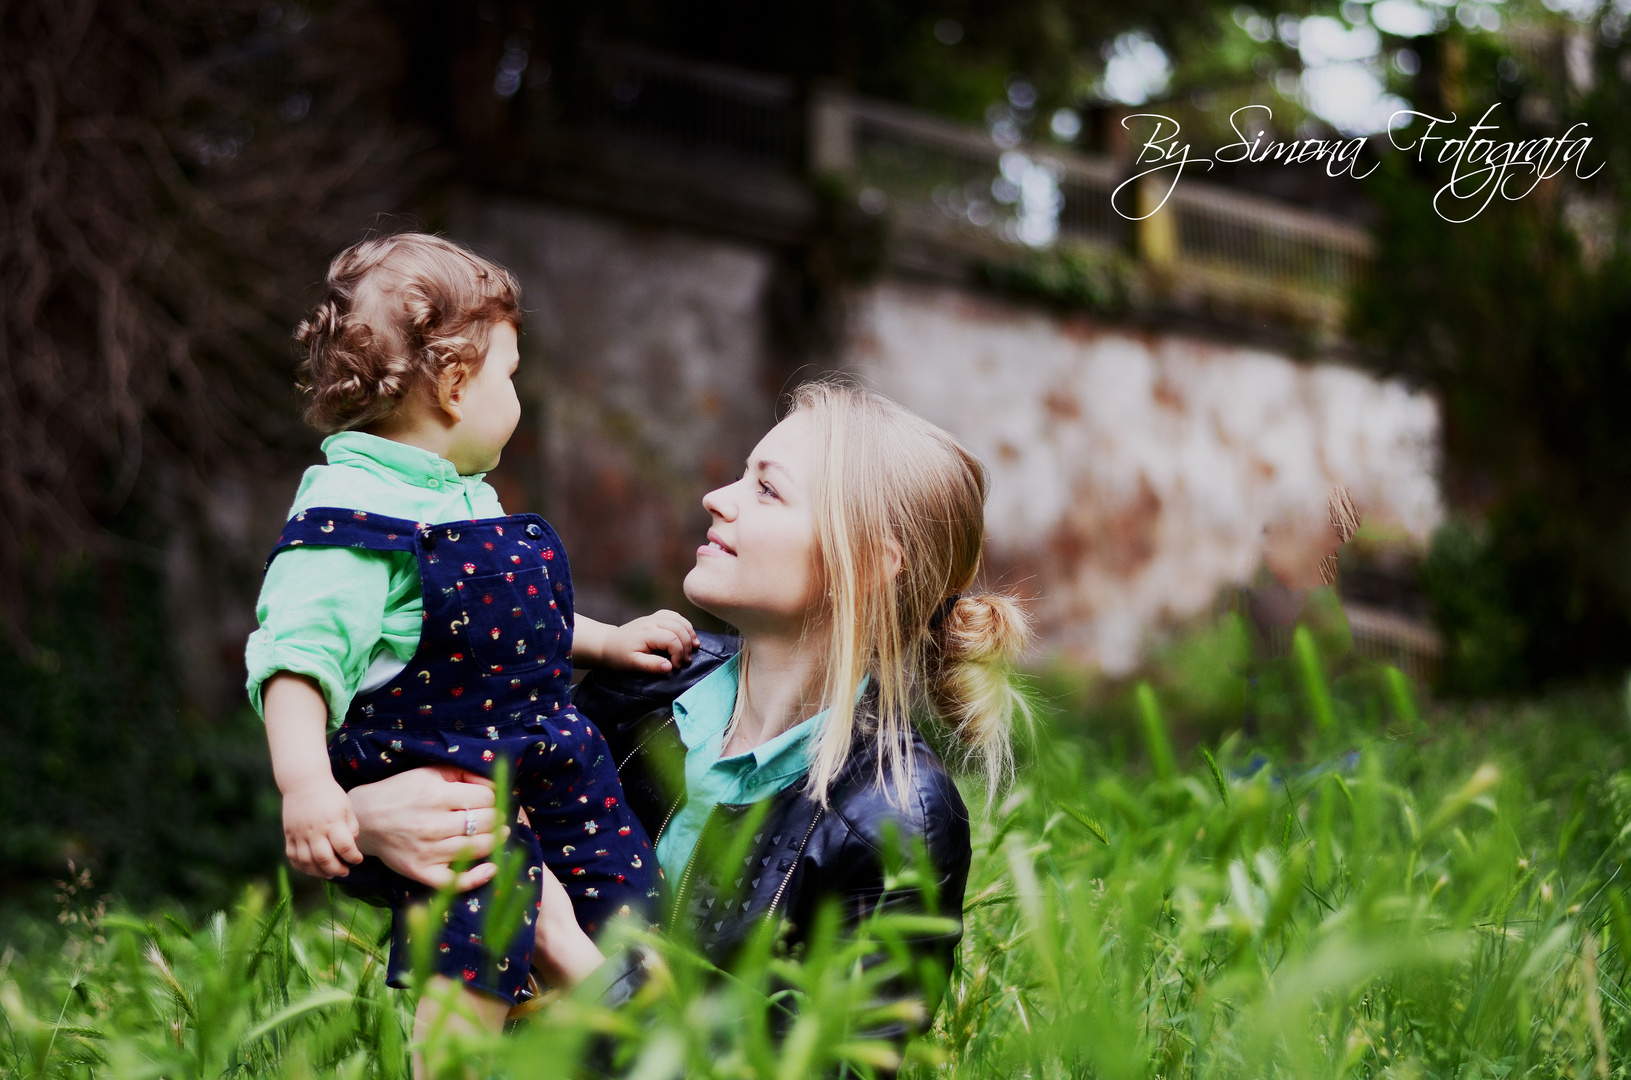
[{"x1": 701, "y1": 483, "x2": 736, "y2": 520}]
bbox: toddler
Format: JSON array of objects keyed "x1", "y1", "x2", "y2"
[{"x1": 247, "y1": 233, "x2": 693, "y2": 1041}]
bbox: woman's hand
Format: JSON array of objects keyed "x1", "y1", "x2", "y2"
[{"x1": 348, "y1": 765, "x2": 509, "y2": 890}]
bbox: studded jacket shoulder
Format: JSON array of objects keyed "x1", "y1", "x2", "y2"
[{"x1": 571, "y1": 631, "x2": 973, "y2": 1025}]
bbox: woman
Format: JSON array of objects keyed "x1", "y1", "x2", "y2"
[{"x1": 347, "y1": 380, "x2": 1029, "y2": 1035}]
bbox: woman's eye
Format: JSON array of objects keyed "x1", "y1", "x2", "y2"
[{"x1": 758, "y1": 481, "x2": 778, "y2": 499}]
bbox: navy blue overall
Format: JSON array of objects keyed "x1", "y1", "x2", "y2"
[{"x1": 266, "y1": 508, "x2": 661, "y2": 1002}]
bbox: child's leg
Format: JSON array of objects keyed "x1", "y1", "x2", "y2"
[
  {"x1": 412, "y1": 976, "x2": 508, "y2": 1080},
  {"x1": 382, "y1": 808, "x2": 544, "y2": 1077}
]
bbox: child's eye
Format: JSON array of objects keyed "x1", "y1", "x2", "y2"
[{"x1": 758, "y1": 481, "x2": 779, "y2": 500}]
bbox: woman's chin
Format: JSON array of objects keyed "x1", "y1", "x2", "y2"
[{"x1": 681, "y1": 568, "x2": 728, "y2": 619}]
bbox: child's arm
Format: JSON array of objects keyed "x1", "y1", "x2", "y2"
[
  {"x1": 264, "y1": 672, "x2": 364, "y2": 878},
  {"x1": 573, "y1": 611, "x2": 699, "y2": 673}
]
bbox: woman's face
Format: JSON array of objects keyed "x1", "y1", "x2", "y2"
[{"x1": 684, "y1": 412, "x2": 823, "y2": 636}]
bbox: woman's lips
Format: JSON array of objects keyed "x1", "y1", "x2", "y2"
[{"x1": 699, "y1": 531, "x2": 736, "y2": 557}]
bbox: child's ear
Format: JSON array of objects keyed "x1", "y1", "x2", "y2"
[{"x1": 436, "y1": 363, "x2": 470, "y2": 423}]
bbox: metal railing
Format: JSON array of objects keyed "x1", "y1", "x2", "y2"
[
  {"x1": 839, "y1": 97, "x2": 1124, "y2": 250},
  {"x1": 1166, "y1": 182, "x2": 1374, "y2": 293},
  {"x1": 1214, "y1": 593, "x2": 1444, "y2": 684},
  {"x1": 577, "y1": 43, "x2": 802, "y2": 169},
  {"x1": 1057, "y1": 166, "x2": 1122, "y2": 248},
  {"x1": 825, "y1": 91, "x2": 1371, "y2": 308},
  {"x1": 1344, "y1": 602, "x2": 1444, "y2": 682},
  {"x1": 557, "y1": 48, "x2": 1375, "y2": 315}
]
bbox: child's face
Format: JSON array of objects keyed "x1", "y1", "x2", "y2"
[{"x1": 444, "y1": 321, "x2": 522, "y2": 475}]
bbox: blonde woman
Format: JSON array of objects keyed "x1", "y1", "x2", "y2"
[{"x1": 347, "y1": 380, "x2": 1030, "y2": 1036}]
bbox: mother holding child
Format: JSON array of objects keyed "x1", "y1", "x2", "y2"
[{"x1": 248, "y1": 232, "x2": 1030, "y2": 1065}]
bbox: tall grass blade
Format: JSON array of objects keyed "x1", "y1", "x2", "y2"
[
  {"x1": 1135, "y1": 681, "x2": 1175, "y2": 781},
  {"x1": 1292, "y1": 625, "x2": 1335, "y2": 731},
  {"x1": 1199, "y1": 745, "x2": 1229, "y2": 805}
]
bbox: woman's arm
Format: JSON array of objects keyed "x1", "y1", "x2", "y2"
[
  {"x1": 348, "y1": 766, "x2": 609, "y2": 992},
  {"x1": 348, "y1": 765, "x2": 508, "y2": 890}
]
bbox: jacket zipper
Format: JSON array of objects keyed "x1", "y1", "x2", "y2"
[
  {"x1": 621, "y1": 713, "x2": 684, "y2": 847},
  {"x1": 765, "y1": 807, "x2": 823, "y2": 918},
  {"x1": 639, "y1": 692, "x2": 822, "y2": 925},
  {"x1": 618, "y1": 714, "x2": 675, "y2": 772},
  {"x1": 670, "y1": 804, "x2": 718, "y2": 917},
  {"x1": 652, "y1": 794, "x2": 683, "y2": 846}
]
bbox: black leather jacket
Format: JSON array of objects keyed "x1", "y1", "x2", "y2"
[{"x1": 571, "y1": 632, "x2": 973, "y2": 1025}]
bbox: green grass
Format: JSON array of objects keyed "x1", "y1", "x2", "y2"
[{"x1": 6, "y1": 657, "x2": 1631, "y2": 1079}]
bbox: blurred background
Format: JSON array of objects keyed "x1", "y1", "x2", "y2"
[{"x1": 3, "y1": 0, "x2": 1629, "y2": 912}]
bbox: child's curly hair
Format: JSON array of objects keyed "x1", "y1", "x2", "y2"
[{"x1": 295, "y1": 233, "x2": 523, "y2": 434}]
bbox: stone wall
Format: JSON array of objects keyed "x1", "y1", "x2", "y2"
[{"x1": 844, "y1": 280, "x2": 1442, "y2": 673}]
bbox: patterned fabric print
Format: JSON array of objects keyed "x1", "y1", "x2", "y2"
[
  {"x1": 266, "y1": 508, "x2": 662, "y2": 1001},
  {"x1": 367, "y1": 805, "x2": 545, "y2": 1000}
]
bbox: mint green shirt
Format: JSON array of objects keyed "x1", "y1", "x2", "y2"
[
  {"x1": 245, "y1": 431, "x2": 505, "y2": 729},
  {"x1": 654, "y1": 655, "x2": 828, "y2": 883}
]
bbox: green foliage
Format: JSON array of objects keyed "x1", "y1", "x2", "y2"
[
  {"x1": 981, "y1": 246, "x2": 1140, "y2": 316},
  {"x1": 7, "y1": 662, "x2": 1631, "y2": 1078},
  {"x1": 1135, "y1": 682, "x2": 1177, "y2": 782},
  {"x1": 1420, "y1": 519, "x2": 1531, "y2": 695},
  {"x1": 579, "y1": 0, "x2": 1262, "y2": 127},
  {"x1": 1351, "y1": 22, "x2": 1631, "y2": 688},
  {"x1": 1292, "y1": 625, "x2": 1336, "y2": 731},
  {"x1": 1146, "y1": 612, "x2": 1251, "y2": 729},
  {"x1": 1094, "y1": 606, "x2": 1389, "y2": 754},
  {"x1": 0, "y1": 558, "x2": 281, "y2": 910},
  {"x1": 0, "y1": 872, "x2": 407, "y2": 1080}
]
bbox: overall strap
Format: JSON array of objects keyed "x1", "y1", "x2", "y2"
[{"x1": 264, "y1": 507, "x2": 423, "y2": 573}]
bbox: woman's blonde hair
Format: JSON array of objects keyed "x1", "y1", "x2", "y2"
[
  {"x1": 1319, "y1": 484, "x2": 1363, "y2": 585},
  {"x1": 776, "y1": 380, "x2": 1031, "y2": 806},
  {"x1": 295, "y1": 232, "x2": 522, "y2": 433}
]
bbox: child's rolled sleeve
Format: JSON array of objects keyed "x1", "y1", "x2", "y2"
[{"x1": 246, "y1": 545, "x2": 394, "y2": 730}]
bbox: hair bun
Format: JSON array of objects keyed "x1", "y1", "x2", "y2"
[
  {"x1": 938, "y1": 592, "x2": 1031, "y2": 664},
  {"x1": 930, "y1": 590, "x2": 1033, "y2": 784}
]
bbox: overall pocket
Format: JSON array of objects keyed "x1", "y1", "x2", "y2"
[{"x1": 461, "y1": 566, "x2": 568, "y2": 676}]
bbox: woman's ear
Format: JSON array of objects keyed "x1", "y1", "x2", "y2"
[{"x1": 882, "y1": 535, "x2": 904, "y2": 583}]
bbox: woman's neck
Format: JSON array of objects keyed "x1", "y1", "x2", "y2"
[{"x1": 723, "y1": 629, "x2": 825, "y2": 756}]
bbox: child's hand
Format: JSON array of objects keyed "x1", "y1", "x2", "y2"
[
  {"x1": 600, "y1": 610, "x2": 699, "y2": 673},
  {"x1": 282, "y1": 778, "x2": 365, "y2": 878}
]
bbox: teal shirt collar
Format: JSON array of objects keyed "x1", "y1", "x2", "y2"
[
  {"x1": 672, "y1": 654, "x2": 825, "y2": 788},
  {"x1": 656, "y1": 653, "x2": 833, "y2": 882},
  {"x1": 321, "y1": 431, "x2": 487, "y2": 493}
]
